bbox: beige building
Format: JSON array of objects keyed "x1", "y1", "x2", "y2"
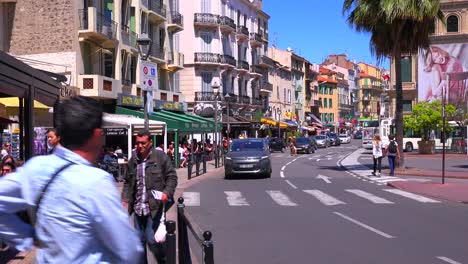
[
  {"x1": 358, "y1": 62, "x2": 385, "y2": 120},
  {"x1": 2, "y1": 0, "x2": 184, "y2": 107},
  {"x1": 267, "y1": 59, "x2": 292, "y2": 124},
  {"x1": 178, "y1": 0, "x2": 271, "y2": 122}
]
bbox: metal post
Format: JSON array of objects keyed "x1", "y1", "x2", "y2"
[
  {"x1": 214, "y1": 94, "x2": 219, "y2": 168},
  {"x1": 177, "y1": 197, "x2": 192, "y2": 264},
  {"x1": 227, "y1": 102, "x2": 230, "y2": 145},
  {"x1": 165, "y1": 220, "x2": 176, "y2": 264},
  {"x1": 278, "y1": 109, "x2": 282, "y2": 139},
  {"x1": 143, "y1": 90, "x2": 149, "y2": 131},
  {"x1": 202, "y1": 231, "x2": 214, "y2": 264},
  {"x1": 442, "y1": 76, "x2": 448, "y2": 184}
]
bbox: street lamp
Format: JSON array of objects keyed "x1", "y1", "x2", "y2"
[
  {"x1": 212, "y1": 81, "x2": 220, "y2": 168},
  {"x1": 224, "y1": 93, "x2": 230, "y2": 144},
  {"x1": 137, "y1": 34, "x2": 153, "y2": 131}
]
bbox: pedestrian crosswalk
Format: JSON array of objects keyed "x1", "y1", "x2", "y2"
[{"x1": 182, "y1": 188, "x2": 441, "y2": 208}]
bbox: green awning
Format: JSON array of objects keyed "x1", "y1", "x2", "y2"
[
  {"x1": 159, "y1": 110, "x2": 222, "y2": 130},
  {"x1": 116, "y1": 107, "x2": 191, "y2": 132}
]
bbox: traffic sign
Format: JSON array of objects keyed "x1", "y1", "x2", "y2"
[{"x1": 140, "y1": 60, "x2": 158, "y2": 91}]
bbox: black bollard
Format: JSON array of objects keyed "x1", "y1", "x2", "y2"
[
  {"x1": 165, "y1": 220, "x2": 176, "y2": 264},
  {"x1": 177, "y1": 197, "x2": 192, "y2": 264},
  {"x1": 203, "y1": 153, "x2": 207, "y2": 174},
  {"x1": 187, "y1": 161, "x2": 192, "y2": 180},
  {"x1": 202, "y1": 231, "x2": 214, "y2": 264},
  {"x1": 196, "y1": 154, "x2": 200, "y2": 176}
]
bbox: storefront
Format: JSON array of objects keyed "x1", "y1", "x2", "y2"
[{"x1": 0, "y1": 51, "x2": 61, "y2": 160}]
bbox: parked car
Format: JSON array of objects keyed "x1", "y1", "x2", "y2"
[
  {"x1": 354, "y1": 131, "x2": 363, "y2": 139},
  {"x1": 269, "y1": 137, "x2": 285, "y2": 152},
  {"x1": 328, "y1": 133, "x2": 341, "y2": 146},
  {"x1": 224, "y1": 138, "x2": 272, "y2": 179},
  {"x1": 295, "y1": 137, "x2": 315, "y2": 154},
  {"x1": 339, "y1": 134, "x2": 351, "y2": 144},
  {"x1": 314, "y1": 135, "x2": 330, "y2": 148},
  {"x1": 362, "y1": 137, "x2": 374, "y2": 149}
]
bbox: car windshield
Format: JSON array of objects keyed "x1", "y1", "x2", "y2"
[
  {"x1": 296, "y1": 138, "x2": 309, "y2": 144},
  {"x1": 339, "y1": 135, "x2": 348, "y2": 138},
  {"x1": 315, "y1": 136, "x2": 326, "y2": 140},
  {"x1": 230, "y1": 140, "x2": 265, "y2": 152},
  {"x1": 329, "y1": 134, "x2": 337, "y2": 138}
]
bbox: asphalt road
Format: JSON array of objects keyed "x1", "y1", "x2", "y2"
[{"x1": 182, "y1": 140, "x2": 468, "y2": 264}]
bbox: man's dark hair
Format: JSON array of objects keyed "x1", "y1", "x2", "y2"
[
  {"x1": 136, "y1": 130, "x2": 152, "y2": 140},
  {"x1": 55, "y1": 96, "x2": 102, "y2": 149},
  {"x1": 46, "y1": 128, "x2": 61, "y2": 137}
]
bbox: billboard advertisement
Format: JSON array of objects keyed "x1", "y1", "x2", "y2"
[{"x1": 418, "y1": 43, "x2": 468, "y2": 106}]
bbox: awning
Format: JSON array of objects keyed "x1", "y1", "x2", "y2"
[
  {"x1": 0, "y1": 116, "x2": 17, "y2": 124},
  {"x1": 103, "y1": 113, "x2": 166, "y2": 136},
  {"x1": 0, "y1": 97, "x2": 50, "y2": 109},
  {"x1": 260, "y1": 118, "x2": 288, "y2": 129},
  {"x1": 159, "y1": 110, "x2": 221, "y2": 131},
  {"x1": 301, "y1": 126, "x2": 315, "y2": 132},
  {"x1": 307, "y1": 113, "x2": 323, "y2": 126},
  {"x1": 284, "y1": 120, "x2": 298, "y2": 127}
]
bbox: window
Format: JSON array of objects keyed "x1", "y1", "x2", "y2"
[
  {"x1": 222, "y1": 34, "x2": 229, "y2": 55},
  {"x1": 173, "y1": 95, "x2": 179, "y2": 102},
  {"x1": 160, "y1": 92, "x2": 167, "y2": 101},
  {"x1": 201, "y1": 72, "x2": 212, "y2": 92},
  {"x1": 288, "y1": 89, "x2": 291, "y2": 103},
  {"x1": 447, "y1": 15, "x2": 458, "y2": 33},
  {"x1": 329, "y1": 87, "x2": 333, "y2": 95},
  {"x1": 221, "y1": 1, "x2": 226, "y2": 16},
  {"x1": 403, "y1": 100, "x2": 412, "y2": 112},
  {"x1": 201, "y1": 0, "x2": 210, "y2": 13},
  {"x1": 200, "y1": 32, "x2": 212, "y2": 52},
  {"x1": 324, "y1": 98, "x2": 327, "y2": 108},
  {"x1": 277, "y1": 86, "x2": 280, "y2": 99},
  {"x1": 401, "y1": 56, "x2": 412, "y2": 82},
  {"x1": 283, "y1": 88, "x2": 286, "y2": 102},
  {"x1": 173, "y1": 72, "x2": 180, "y2": 93}
]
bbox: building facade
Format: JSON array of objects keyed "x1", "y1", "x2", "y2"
[
  {"x1": 179, "y1": 0, "x2": 271, "y2": 125},
  {"x1": 357, "y1": 62, "x2": 385, "y2": 120},
  {"x1": 318, "y1": 67, "x2": 339, "y2": 128}
]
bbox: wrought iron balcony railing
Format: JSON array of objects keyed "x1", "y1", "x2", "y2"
[
  {"x1": 219, "y1": 16, "x2": 236, "y2": 31},
  {"x1": 78, "y1": 9, "x2": 117, "y2": 39},
  {"x1": 195, "y1": 92, "x2": 216, "y2": 101},
  {"x1": 194, "y1": 52, "x2": 220, "y2": 63},
  {"x1": 149, "y1": 0, "x2": 166, "y2": 18},
  {"x1": 237, "y1": 60, "x2": 249, "y2": 71},
  {"x1": 251, "y1": 97, "x2": 263, "y2": 105},
  {"x1": 219, "y1": 54, "x2": 236, "y2": 67},
  {"x1": 260, "y1": 81, "x2": 273, "y2": 92},
  {"x1": 223, "y1": 93, "x2": 238, "y2": 103},
  {"x1": 239, "y1": 95, "x2": 251, "y2": 104},
  {"x1": 249, "y1": 32, "x2": 262, "y2": 43},
  {"x1": 194, "y1": 13, "x2": 220, "y2": 25},
  {"x1": 250, "y1": 65, "x2": 264, "y2": 75},
  {"x1": 150, "y1": 45, "x2": 165, "y2": 59},
  {"x1": 236, "y1": 25, "x2": 249, "y2": 36},
  {"x1": 169, "y1": 11, "x2": 183, "y2": 27}
]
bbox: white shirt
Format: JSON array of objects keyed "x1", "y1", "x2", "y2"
[
  {"x1": 1, "y1": 149, "x2": 8, "y2": 157},
  {"x1": 372, "y1": 141, "x2": 383, "y2": 158}
]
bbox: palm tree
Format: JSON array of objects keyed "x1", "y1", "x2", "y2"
[{"x1": 343, "y1": 0, "x2": 444, "y2": 168}]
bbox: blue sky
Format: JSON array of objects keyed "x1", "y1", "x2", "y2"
[{"x1": 263, "y1": 0, "x2": 390, "y2": 68}]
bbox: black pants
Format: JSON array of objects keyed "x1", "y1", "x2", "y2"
[{"x1": 373, "y1": 156, "x2": 382, "y2": 173}]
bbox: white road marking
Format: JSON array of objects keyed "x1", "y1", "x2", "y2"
[
  {"x1": 280, "y1": 171, "x2": 285, "y2": 178},
  {"x1": 436, "y1": 256, "x2": 462, "y2": 264},
  {"x1": 334, "y1": 212, "x2": 395, "y2": 239},
  {"x1": 374, "y1": 178, "x2": 408, "y2": 183},
  {"x1": 316, "y1": 174, "x2": 332, "y2": 184},
  {"x1": 266, "y1": 190, "x2": 297, "y2": 206},
  {"x1": 224, "y1": 191, "x2": 250, "y2": 206},
  {"x1": 345, "y1": 189, "x2": 394, "y2": 204},
  {"x1": 303, "y1": 190, "x2": 345, "y2": 206},
  {"x1": 182, "y1": 192, "x2": 200, "y2": 206},
  {"x1": 383, "y1": 189, "x2": 440, "y2": 203},
  {"x1": 316, "y1": 159, "x2": 321, "y2": 162},
  {"x1": 285, "y1": 180, "x2": 298, "y2": 189},
  {"x1": 281, "y1": 166, "x2": 286, "y2": 171}
]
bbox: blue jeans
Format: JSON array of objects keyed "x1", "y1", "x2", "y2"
[
  {"x1": 388, "y1": 155, "x2": 396, "y2": 175},
  {"x1": 134, "y1": 214, "x2": 166, "y2": 264}
]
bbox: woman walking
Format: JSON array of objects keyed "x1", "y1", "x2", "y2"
[{"x1": 372, "y1": 135, "x2": 383, "y2": 176}]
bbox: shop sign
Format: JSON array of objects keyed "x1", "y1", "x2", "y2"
[
  {"x1": 117, "y1": 94, "x2": 144, "y2": 108},
  {"x1": 154, "y1": 100, "x2": 187, "y2": 112},
  {"x1": 104, "y1": 128, "x2": 128, "y2": 136}
]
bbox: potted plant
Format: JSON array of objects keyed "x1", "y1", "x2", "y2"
[{"x1": 404, "y1": 100, "x2": 456, "y2": 154}]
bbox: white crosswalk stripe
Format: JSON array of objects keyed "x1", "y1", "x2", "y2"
[
  {"x1": 383, "y1": 189, "x2": 440, "y2": 203},
  {"x1": 303, "y1": 190, "x2": 346, "y2": 206},
  {"x1": 224, "y1": 191, "x2": 250, "y2": 206},
  {"x1": 345, "y1": 189, "x2": 394, "y2": 204},
  {"x1": 182, "y1": 192, "x2": 200, "y2": 206},
  {"x1": 266, "y1": 190, "x2": 298, "y2": 206}
]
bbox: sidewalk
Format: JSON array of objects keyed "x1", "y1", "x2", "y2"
[{"x1": 5, "y1": 160, "x2": 223, "y2": 264}]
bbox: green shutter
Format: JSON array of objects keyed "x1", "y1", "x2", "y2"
[
  {"x1": 401, "y1": 57, "x2": 412, "y2": 82},
  {"x1": 130, "y1": 7, "x2": 136, "y2": 31}
]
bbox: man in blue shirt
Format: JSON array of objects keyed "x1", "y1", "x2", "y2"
[{"x1": 0, "y1": 96, "x2": 143, "y2": 263}]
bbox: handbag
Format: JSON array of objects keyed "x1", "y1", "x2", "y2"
[{"x1": 154, "y1": 204, "x2": 167, "y2": 243}]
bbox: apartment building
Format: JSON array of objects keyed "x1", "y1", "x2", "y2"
[
  {"x1": 5, "y1": 0, "x2": 184, "y2": 110},
  {"x1": 268, "y1": 59, "x2": 292, "y2": 123},
  {"x1": 179, "y1": 0, "x2": 271, "y2": 122},
  {"x1": 357, "y1": 62, "x2": 385, "y2": 120},
  {"x1": 323, "y1": 64, "x2": 353, "y2": 123},
  {"x1": 304, "y1": 62, "x2": 321, "y2": 128},
  {"x1": 318, "y1": 67, "x2": 339, "y2": 127},
  {"x1": 390, "y1": 0, "x2": 468, "y2": 118}
]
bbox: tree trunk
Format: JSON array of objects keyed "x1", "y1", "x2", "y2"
[{"x1": 393, "y1": 48, "x2": 405, "y2": 168}]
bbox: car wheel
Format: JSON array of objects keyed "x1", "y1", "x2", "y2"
[
  {"x1": 281, "y1": 148, "x2": 284, "y2": 153},
  {"x1": 405, "y1": 143, "x2": 413, "y2": 152}
]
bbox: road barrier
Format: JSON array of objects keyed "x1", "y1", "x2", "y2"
[
  {"x1": 187, "y1": 148, "x2": 223, "y2": 179},
  {"x1": 166, "y1": 197, "x2": 214, "y2": 264}
]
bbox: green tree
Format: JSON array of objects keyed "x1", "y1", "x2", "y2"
[
  {"x1": 343, "y1": 0, "x2": 444, "y2": 167},
  {"x1": 404, "y1": 100, "x2": 456, "y2": 141}
]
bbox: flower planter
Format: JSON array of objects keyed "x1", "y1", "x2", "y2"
[{"x1": 417, "y1": 140, "x2": 435, "y2": 154}]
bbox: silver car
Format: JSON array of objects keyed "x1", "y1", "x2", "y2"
[
  {"x1": 224, "y1": 139, "x2": 272, "y2": 179},
  {"x1": 339, "y1": 134, "x2": 351, "y2": 144},
  {"x1": 314, "y1": 135, "x2": 330, "y2": 148}
]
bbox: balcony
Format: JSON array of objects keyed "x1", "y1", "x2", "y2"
[
  {"x1": 149, "y1": 46, "x2": 165, "y2": 62},
  {"x1": 236, "y1": 25, "x2": 249, "y2": 40},
  {"x1": 167, "y1": 11, "x2": 183, "y2": 33},
  {"x1": 78, "y1": 8, "x2": 117, "y2": 43},
  {"x1": 238, "y1": 95, "x2": 251, "y2": 104},
  {"x1": 167, "y1": 51, "x2": 184, "y2": 71},
  {"x1": 194, "y1": 52, "x2": 220, "y2": 64},
  {"x1": 219, "y1": 16, "x2": 236, "y2": 33},
  {"x1": 195, "y1": 92, "x2": 216, "y2": 102},
  {"x1": 148, "y1": 0, "x2": 167, "y2": 23},
  {"x1": 250, "y1": 65, "x2": 264, "y2": 76},
  {"x1": 194, "y1": 13, "x2": 219, "y2": 28},
  {"x1": 251, "y1": 97, "x2": 263, "y2": 106},
  {"x1": 223, "y1": 93, "x2": 238, "y2": 103},
  {"x1": 120, "y1": 25, "x2": 138, "y2": 50},
  {"x1": 311, "y1": 100, "x2": 322, "y2": 107},
  {"x1": 362, "y1": 84, "x2": 381, "y2": 90},
  {"x1": 260, "y1": 81, "x2": 273, "y2": 93},
  {"x1": 262, "y1": 32, "x2": 269, "y2": 42},
  {"x1": 78, "y1": 74, "x2": 119, "y2": 99},
  {"x1": 249, "y1": 32, "x2": 262, "y2": 47},
  {"x1": 237, "y1": 60, "x2": 249, "y2": 72},
  {"x1": 258, "y1": 55, "x2": 274, "y2": 68},
  {"x1": 219, "y1": 54, "x2": 236, "y2": 67}
]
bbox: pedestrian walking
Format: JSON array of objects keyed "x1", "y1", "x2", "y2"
[
  {"x1": 1, "y1": 142, "x2": 11, "y2": 157},
  {"x1": 122, "y1": 130, "x2": 178, "y2": 264},
  {"x1": 385, "y1": 135, "x2": 400, "y2": 176},
  {"x1": 372, "y1": 134, "x2": 383, "y2": 176},
  {"x1": 0, "y1": 96, "x2": 143, "y2": 263}
]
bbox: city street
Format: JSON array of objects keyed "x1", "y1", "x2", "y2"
[{"x1": 181, "y1": 141, "x2": 468, "y2": 264}]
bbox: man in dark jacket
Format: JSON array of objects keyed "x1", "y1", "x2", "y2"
[{"x1": 122, "y1": 130, "x2": 178, "y2": 264}]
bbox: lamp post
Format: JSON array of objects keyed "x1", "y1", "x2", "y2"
[
  {"x1": 225, "y1": 93, "x2": 230, "y2": 144},
  {"x1": 212, "y1": 81, "x2": 220, "y2": 168},
  {"x1": 277, "y1": 108, "x2": 282, "y2": 139},
  {"x1": 137, "y1": 34, "x2": 152, "y2": 131}
]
